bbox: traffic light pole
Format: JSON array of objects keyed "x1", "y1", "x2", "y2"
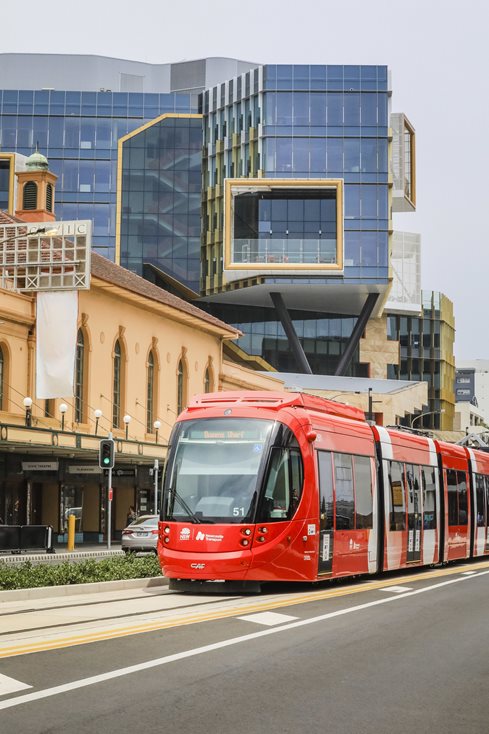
[
  {"x1": 107, "y1": 432, "x2": 113, "y2": 550},
  {"x1": 107, "y1": 464, "x2": 113, "y2": 550}
]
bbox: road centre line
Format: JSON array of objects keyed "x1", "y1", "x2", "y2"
[
  {"x1": 1, "y1": 570, "x2": 488, "y2": 712},
  {"x1": 0, "y1": 562, "x2": 487, "y2": 659}
]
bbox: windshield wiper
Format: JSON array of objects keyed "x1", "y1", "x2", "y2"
[{"x1": 169, "y1": 487, "x2": 202, "y2": 524}]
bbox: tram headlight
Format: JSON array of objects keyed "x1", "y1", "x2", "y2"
[
  {"x1": 164, "y1": 537, "x2": 170, "y2": 544},
  {"x1": 259, "y1": 527, "x2": 268, "y2": 534},
  {"x1": 164, "y1": 526, "x2": 171, "y2": 534},
  {"x1": 241, "y1": 528, "x2": 252, "y2": 536},
  {"x1": 240, "y1": 539, "x2": 250, "y2": 547}
]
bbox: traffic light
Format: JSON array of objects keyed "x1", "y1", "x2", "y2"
[{"x1": 99, "y1": 438, "x2": 115, "y2": 469}]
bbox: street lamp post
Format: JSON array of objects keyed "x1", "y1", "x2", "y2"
[
  {"x1": 23, "y1": 396, "x2": 32, "y2": 427},
  {"x1": 94, "y1": 408, "x2": 102, "y2": 435},
  {"x1": 123, "y1": 414, "x2": 131, "y2": 439},
  {"x1": 410, "y1": 409, "x2": 445, "y2": 429},
  {"x1": 153, "y1": 419, "x2": 161, "y2": 443},
  {"x1": 59, "y1": 403, "x2": 68, "y2": 431}
]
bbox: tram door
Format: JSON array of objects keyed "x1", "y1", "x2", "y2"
[
  {"x1": 406, "y1": 464, "x2": 422, "y2": 562},
  {"x1": 317, "y1": 451, "x2": 334, "y2": 574}
]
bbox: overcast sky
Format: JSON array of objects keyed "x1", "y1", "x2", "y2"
[{"x1": 4, "y1": 0, "x2": 489, "y2": 359}]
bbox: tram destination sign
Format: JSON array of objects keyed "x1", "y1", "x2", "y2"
[{"x1": 186, "y1": 420, "x2": 270, "y2": 442}]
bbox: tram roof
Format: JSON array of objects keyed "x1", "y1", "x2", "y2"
[{"x1": 188, "y1": 391, "x2": 366, "y2": 422}]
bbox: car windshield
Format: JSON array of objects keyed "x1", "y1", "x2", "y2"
[
  {"x1": 164, "y1": 418, "x2": 274, "y2": 523},
  {"x1": 130, "y1": 516, "x2": 158, "y2": 527}
]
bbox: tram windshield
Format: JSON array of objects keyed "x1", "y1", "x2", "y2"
[{"x1": 163, "y1": 418, "x2": 274, "y2": 524}]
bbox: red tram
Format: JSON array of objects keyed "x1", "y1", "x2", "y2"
[{"x1": 157, "y1": 391, "x2": 489, "y2": 591}]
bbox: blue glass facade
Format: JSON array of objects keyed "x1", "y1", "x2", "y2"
[
  {"x1": 119, "y1": 116, "x2": 202, "y2": 291},
  {"x1": 0, "y1": 90, "x2": 195, "y2": 257},
  {"x1": 202, "y1": 64, "x2": 390, "y2": 291},
  {"x1": 199, "y1": 65, "x2": 393, "y2": 374}
]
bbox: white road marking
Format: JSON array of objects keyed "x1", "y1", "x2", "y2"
[
  {"x1": 0, "y1": 674, "x2": 32, "y2": 696},
  {"x1": 379, "y1": 585, "x2": 413, "y2": 594},
  {"x1": 461, "y1": 571, "x2": 477, "y2": 575},
  {"x1": 1, "y1": 569, "x2": 488, "y2": 712},
  {"x1": 238, "y1": 612, "x2": 298, "y2": 626}
]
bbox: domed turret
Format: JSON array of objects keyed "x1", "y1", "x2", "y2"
[
  {"x1": 25, "y1": 149, "x2": 49, "y2": 172},
  {"x1": 15, "y1": 146, "x2": 57, "y2": 222}
]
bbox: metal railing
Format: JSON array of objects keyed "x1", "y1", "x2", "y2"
[{"x1": 232, "y1": 238, "x2": 337, "y2": 265}]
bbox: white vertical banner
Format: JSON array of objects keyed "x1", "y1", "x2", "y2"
[{"x1": 36, "y1": 291, "x2": 78, "y2": 398}]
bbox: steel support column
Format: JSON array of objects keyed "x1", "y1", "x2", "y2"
[
  {"x1": 270, "y1": 292, "x2": 312, "y2": 374},
  {"x1": 334, "y1": 293, "x2": 379, "y2": 376}
]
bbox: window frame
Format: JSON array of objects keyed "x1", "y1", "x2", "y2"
[
  {"x1": 146, "y1": 349, "x2": 155, "y2": 433},
  {"x1": 112, "y1": 339, "x2": 122, "y2": 428},
  {"x1": 23, "y1": 180, "x2": 38, "y2": 210},
  {"x1": 388, "y1": 460, "x2": 406, "y2": 531},
  {"x1": 177, "y1": 357, "x2": 187, "y2": 416}
]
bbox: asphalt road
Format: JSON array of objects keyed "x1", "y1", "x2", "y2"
[{"x1": 1, "y1": 564, "x2": 489, "y2": 734}]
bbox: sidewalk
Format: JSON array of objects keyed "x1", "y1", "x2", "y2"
[{"x1": 0, "y1": 575, "x2": 167, "y2": 602}]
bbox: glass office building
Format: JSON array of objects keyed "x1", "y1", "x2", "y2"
[
  {"x1": 0, "y1": 90, "x2": 195, "y2": 258},
  {"x1": 201, "y1": 64, "x2": 390, "y2": 294},
  {"x1": 200, "y1": 65, "x2": 393, "y2": 375}
]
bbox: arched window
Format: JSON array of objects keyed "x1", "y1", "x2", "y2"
[
  {"x1": 23, "y1": 181, "x2": 38, "y2": 210},
  {"x1": 46, "y1": 183, "x2": 53, "y2": 212},
  {"x1": 177, "y1": 359, "x2": 187, "y2": 415},
  {"x1": 0, "y1": 346, "x2": 4, "y2": 410},
  {"x1": 146, "y1": 350, "x2": 155, "y2": 432},
  {"x1": 113, "y1": 339, "x2": 122, "y2": 428},
  {"x1": 204, "y1": 364, "x2": 213, "y2": 393},
  {"x1": 74, "y1": 329, "x2": 85, "y2": 423}
]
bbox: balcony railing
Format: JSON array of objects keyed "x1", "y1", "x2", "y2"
[{"x1": 231, "y1": 238, "x2": 337, "y2": 266}]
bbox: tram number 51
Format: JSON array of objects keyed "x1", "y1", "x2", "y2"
[{"x1": 233, "y1": 507, "x2": 245, "y2": 516}]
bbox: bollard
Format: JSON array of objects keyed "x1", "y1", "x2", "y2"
[{"x1": 67, "y1": 513, "x2": 76, "y2": 552}]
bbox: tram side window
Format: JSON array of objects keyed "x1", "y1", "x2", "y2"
[
  {"x1": 458, "y1": 471, "x2": 468, "y2": 526},
  {"x1": 388, "y1": 461, "x2": 406, "y2": 531},
  {"x1": 317, "y1": 451, "x2": 334, "y2": 530},
  {"x1": 354, "y1": 456, "x2": 373, "y2": 529},
  {"x1": 259, "y1": 448, "x2": 303, "y2": 522},
  {"x1": 421, "y1": 466, "x2": 437, "y2": 530},
  {"x1": 447, "y1": 469, "x2": 468, "y2": 526},
  {"x1": 474, "y1": 474, "x2": 489, "y2": 528},
  {"x1": 334, "y1": 453, "x2": 354, "y2": 530},
  {"x1": 474, "y1": 474, "x2": 486, "y2": 528},
  {"x1": 447, "y1": 469, "x2": 457, "y2": 525}
]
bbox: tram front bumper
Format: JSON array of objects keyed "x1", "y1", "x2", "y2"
[{"x1": 160, "y1": 547, "x2": 252, "y2": 580}]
